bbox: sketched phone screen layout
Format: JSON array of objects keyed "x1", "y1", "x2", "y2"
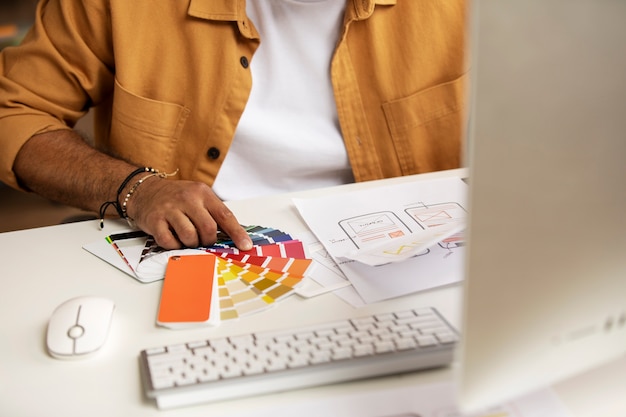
[{"x1": 338, "y1": 211, "x2": 412, "y2": 249}]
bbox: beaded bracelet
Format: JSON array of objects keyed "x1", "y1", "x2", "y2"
[
  {"x1": 120, "y1": 171, "x2": 167, "y2": 227},
  {"x1": 99, "y1": 167, "x2": 178, "y2": 229},
  {"x1": 121, "y1": 168, "x2": 179, "y2": 227}
]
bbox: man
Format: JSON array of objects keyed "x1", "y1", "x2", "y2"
[{"x1": 0, "y1": 0, "x2": 468, "y2": 250}]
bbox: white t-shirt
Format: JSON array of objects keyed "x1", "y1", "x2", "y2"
[{"x1": 212, "y1": 0, "x2": 353, "y2": 201}]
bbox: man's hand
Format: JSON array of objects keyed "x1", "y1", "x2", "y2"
[{"x1": 126, "y1": 177, "x2": 253, "y2": 251}]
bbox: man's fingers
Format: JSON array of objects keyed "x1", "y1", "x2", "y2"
[
  {"x1": 150, "y1": 222, "x2": 183, "y2": 250},
  {"x1": 167, "y1": 213, "x2": 204, "y2": 248},
  {"x1": 209, "y1": 204, "x2": 252, "y2": 251},
  {"x1": 180, "y1": 203, "x2": 220, "y2": 248},
  {"x1": 229, "y1": 226, "x2": 253, "y2": 251}
]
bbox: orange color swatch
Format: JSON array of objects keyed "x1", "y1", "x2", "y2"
[{"x1": 157, "y1": 255, "x2": 220, "y2": 328}]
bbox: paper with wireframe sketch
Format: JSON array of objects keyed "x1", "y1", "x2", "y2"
[{"x1": 293, "y1": 176, "x2": 468, "y2": 303}]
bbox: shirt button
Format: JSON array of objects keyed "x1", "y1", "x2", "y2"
[
  {"x1": 240, "y1": 56, "x2": 249, "y2": 69},
  {"x1": 207, "y1": 147, "x2": 221, "y2": 160}
]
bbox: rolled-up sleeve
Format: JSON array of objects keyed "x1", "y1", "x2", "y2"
[{"x1": 0, "y1": 0, "x2": 114, "y2": 188}]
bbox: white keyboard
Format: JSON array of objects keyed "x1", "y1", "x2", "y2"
[{"x1": 139, "y1": 307, "x2": 458, "y2": 409}]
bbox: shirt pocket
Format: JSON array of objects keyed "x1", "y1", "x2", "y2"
[
  {"x1": 382, "y1": 73, "x2": 468, "y2": 174},
  {"x1": 109, "y1": 79, "x2": 191, "y2": 171}
]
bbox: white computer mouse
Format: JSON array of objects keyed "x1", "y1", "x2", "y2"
[{"x1": 46, "y1": 296, "x2": 115, "y2": 360}]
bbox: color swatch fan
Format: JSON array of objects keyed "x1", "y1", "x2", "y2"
[{"x1": 152, "y1": 226, "x2": 312, "y2": 326}]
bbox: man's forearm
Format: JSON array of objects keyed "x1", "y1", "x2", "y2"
[
  {"x1": 13, "y1": 128, "x2": 253, "y2": 251},
  {"x1": 13, "y1": 129, "x2": 140, "y2": 213}
]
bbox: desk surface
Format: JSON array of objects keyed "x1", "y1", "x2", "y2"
[{"x1": 1, "y1": 168, "x2": 624, "y2": 417}]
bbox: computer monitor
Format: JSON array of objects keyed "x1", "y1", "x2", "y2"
[{"x1": 457, "y1": 0, "x2": 626, "y2": 412}]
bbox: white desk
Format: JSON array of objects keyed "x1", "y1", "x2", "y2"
[{"x1": 1, "y1": 168, "x2": 624, "y2": 417}]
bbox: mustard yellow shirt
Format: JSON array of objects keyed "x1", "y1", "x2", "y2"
[{"x1": 0, "y1": 0, "x2": 468, "y2": 190}]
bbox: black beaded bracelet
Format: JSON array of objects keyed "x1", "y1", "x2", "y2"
[
  {"x1": 119, "y1": 172, "x2": 161, "y2": 228},
  {"x1": 99, "y1": 167, "x2": 157, "y2": 229}
]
